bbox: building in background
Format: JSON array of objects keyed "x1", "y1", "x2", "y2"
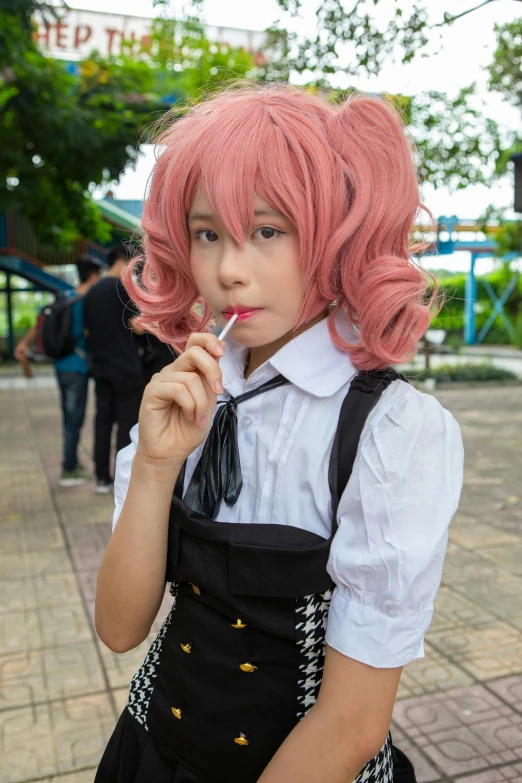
[{"x1": 33, "y1": 7, "x2": 265, "y2": 61}]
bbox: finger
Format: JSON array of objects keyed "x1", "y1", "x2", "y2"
[
  {"x1": 158, "y1": 333, "x2": 223, "y2": 375},
  {"x1": 165, "y1": 381, "x2": 196, "y2": 423},
  {"x1": 152, "y1": 372, "x2": 211, "y2": 426},
  {"x1": 185, "y1": 331, "x2": 225, "y2": 358},
  {"x1": 170, "y1": 346, "x2": 224, "y2": 395},
  {"x1": 176, "y1": 372, "x2": 212, "y2": 426}
]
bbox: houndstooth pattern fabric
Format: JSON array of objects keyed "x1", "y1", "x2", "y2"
[
  {"x1": 354, "y1": 735, "x2": 393, "y2": 783},
  {"x1": 127, "y1": 583, "x2": 178, "y2": 729},
  {"x1": 295, "y1": 588, "x2": 332, "y2": 720},
  {"x1": 296, "y1": 590, "x2": 394, "y2": 783}
]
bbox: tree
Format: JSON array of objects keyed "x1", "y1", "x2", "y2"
[
  {"x1": 0, "y1": 0, "x2": 256, "y2": 247},
  {"x1": 1, "y1": 1, "x2": 154, "y2": 245},
  {"x1": 259, "y1": 1, "x2": 520, "y2": 191},
  {"x1": 267, "y1": 0, "x2": 522, "y2": 79},
  {"x1": 410, "y1": 87, "x2": 512, "y2": 190},
  {"x1": 488, "y1": 18, "x2": 522, "y2": 123}
]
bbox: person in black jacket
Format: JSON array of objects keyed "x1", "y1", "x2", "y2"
[
  {"x1": 83, "y1": 244, "x2": 144, "y2": 493},
  {"x1": 129, "y1": 256, "x2": 177, "y2": 385}
]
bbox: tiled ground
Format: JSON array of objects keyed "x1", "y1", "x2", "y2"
[{"x1": 0, "y1": 377, "x2": 521, "y2": 783}]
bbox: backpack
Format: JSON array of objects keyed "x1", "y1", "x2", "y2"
[{"x1": 36, "y1": 294, "x2": 82, "y2": 361}]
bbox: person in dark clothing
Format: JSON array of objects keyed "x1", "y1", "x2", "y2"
[
  {"x1": 139, "y1": 333, "x2": 176, "y2": 385},
  {"x1": 127, "y1": 256, "x2": 177, "y2": 384},
  {"x1": 14, "y1": 256, "x2": 103, "y2": 486},
  {"x1": 83, "y1": 244, "x2": 144, "y2": 494}
]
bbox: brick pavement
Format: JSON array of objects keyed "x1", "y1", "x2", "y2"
[{"x1": 0, "y1": 378, "x2": 521, "y2": 783}]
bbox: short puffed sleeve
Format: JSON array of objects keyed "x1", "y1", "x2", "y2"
[
  {"x1": 112, "y1": 424, "x2": 139, "y2": 530},
  {"x1": 326, "y1": 386, "x2": 464, "y2": 668}
]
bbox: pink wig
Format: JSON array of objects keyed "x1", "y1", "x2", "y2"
[{"x1": 125, "y1": 84, "x2": 437, "y2": 369}]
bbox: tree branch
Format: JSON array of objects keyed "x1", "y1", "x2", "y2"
[{"x1": 433, "y1": 0, "x2": 499, "y2": 28}]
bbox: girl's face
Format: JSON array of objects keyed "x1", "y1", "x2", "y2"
[{"x1": 189, "y1": 190, "x2": 304, "y2": 349}]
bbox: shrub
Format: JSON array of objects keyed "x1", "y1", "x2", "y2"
[{"x1": 406, "y1": 363, "x2": 518, "y2": 382}]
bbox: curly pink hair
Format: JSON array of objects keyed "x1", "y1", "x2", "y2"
[{"x1": 125, "y1": 84, "x2": 436, "y2": 369}]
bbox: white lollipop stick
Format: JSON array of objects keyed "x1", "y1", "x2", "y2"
[{"x1": 217, "y1": 313, "x2": 238, "y2": 341}]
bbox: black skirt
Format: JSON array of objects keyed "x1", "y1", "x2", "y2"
[
  {"x1": 95, "y1": 707, "x2": 208, "y2": 783},
  {"x1": 95, "y1": 707, "x2": 416, "y2": 783}
]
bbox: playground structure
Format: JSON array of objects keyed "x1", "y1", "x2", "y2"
[
  {"x1": 0, "y1": 204, "x2": 519, "y2": 359},
  {"x1": 437, "y1": 216, "x2": 519, "y2": 345}
]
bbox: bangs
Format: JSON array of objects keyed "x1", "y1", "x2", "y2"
[
  {"x1": 159, "y1": 88, "x2": 336, "y2": 258},
  {"x1": 199, "y1": 118, "x2": 301, "y2": 245}
]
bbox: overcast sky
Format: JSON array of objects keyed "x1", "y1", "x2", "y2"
[{"x1": 74, "y1": 0, "x2": 522, "y2": 271}]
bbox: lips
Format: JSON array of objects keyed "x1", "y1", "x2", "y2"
[
  {"x1": 223, "y1": 306, "x2": 259, "y2": 315},
  {"x1": 222, "y1": 307, "x2": 263, "y2": 323}
]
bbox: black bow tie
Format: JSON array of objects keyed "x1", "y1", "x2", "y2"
[{"x1": 182, "y1": 374, "x2": 290, "y2": 519}]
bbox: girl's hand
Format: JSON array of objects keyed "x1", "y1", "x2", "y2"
[{"x1": 136, "y1": 333, "x2": 224, "y2": 466}]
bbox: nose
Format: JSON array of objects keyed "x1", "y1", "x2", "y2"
[{"x1": 217, "y1": 240, "x2": 250, "y2": 289}]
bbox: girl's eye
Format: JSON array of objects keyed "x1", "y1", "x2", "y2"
[
  {"x1": 194, "y1": 229, "x2": 219, "y2": 243},
  {"x1": 253, "y1": 226, "x2": 282, "y2": 241}
]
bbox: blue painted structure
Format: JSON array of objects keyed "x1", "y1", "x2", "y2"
[
  {"x1": 0, "y1": 254, "x2": 73, "y2": 293},
  {"x1": 107, "y1": 198, "x2": 144, "y2": 220},
  {"x1": 437, "y1": 215, "x2": 519, "y2": 345}
]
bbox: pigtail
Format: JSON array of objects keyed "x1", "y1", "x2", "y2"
[{"x1": 324, "y1": 94, "x2": 438, "y2": 370}]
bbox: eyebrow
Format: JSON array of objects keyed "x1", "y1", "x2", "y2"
[{"x1": 187, "y1": 208, "x2": 284, "y2": 222}]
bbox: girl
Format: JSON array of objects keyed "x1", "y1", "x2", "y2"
[{"x1": 95, "y1": 85, "x2": 463, "y2": 783}]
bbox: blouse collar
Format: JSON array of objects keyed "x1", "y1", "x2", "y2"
[{"x1": 220, "y1": 309, "x2": 360, "y2": 399}]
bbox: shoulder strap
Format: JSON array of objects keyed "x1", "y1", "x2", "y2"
[{"x1": 328, "y1": 369, "x2": 407, "y2": 534}]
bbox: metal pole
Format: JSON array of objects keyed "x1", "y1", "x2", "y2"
[
  {"x1": 6, "y1": 272, "x2": 15, "y2": 358},
  {"x1": 464, "y1": 253, "x2": 478, "y2": 345},
  {"x1": 0, "y1": 212, "x2": 7, "y2": 248}
]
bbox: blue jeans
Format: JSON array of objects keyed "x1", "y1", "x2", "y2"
[{"x1": 55, "y1": 371, "x2": 89, "y2": 472}]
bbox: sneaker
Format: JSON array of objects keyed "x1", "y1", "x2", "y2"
[
  {"x1": 59, "y1": 468, "x2": 89, "y2": 487},
  {"x1": 95, "y1": 479, "x2": 114, "y2": 495}
]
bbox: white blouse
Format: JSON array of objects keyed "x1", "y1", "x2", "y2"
[{"x1": 113, "y1": 312, "x2": 464, "y2": 669}]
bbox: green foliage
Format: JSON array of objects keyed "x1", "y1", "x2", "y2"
[
  {"x1": 0, "y1": 0, "x2": 256, "y2": 248},
  {"x1": 487, "y1": 18, "x2": 522, "y2": 174},
  {"x1": 269, "y1": 0, "x2": 519, "y2": 79},
  {"x1": 488, "y1": 18, "x2": 522, "y2": 107},
  {"x1": 0, "y1": 284, "x2": 52, "y2": 341},
  {"x1": 0, "y1": 0, "x2": 151, "y2": 246},
  {"x1": 266, "y1": 0, "x2": 431, "y2": 78},
  {"x1": 147, "y1": 14, "x2": 256, "y2": 102},
  {"x1": 407, "y1": 362, "x2": 518, "y2": 382},
  {"x1": 494, "y1": 222, "x2": 522, "y2": 257},
  {"x1": 477, "y1": 205, "x2": 522, "y2": 258},
  {"x1": 262, "y1": 1, "x2": 516, "y2": 190},
  {"x1": 411, "y1": 86, "x2": 510, "y2": 190}
]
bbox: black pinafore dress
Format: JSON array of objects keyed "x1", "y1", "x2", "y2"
[{"x1": 95, "y1": 370, "x2": 417, "y2": 783}]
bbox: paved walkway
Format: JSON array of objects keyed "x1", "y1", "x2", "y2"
[{"x1": 1, "y1": 376, "x2": 522, "y2": 783}]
